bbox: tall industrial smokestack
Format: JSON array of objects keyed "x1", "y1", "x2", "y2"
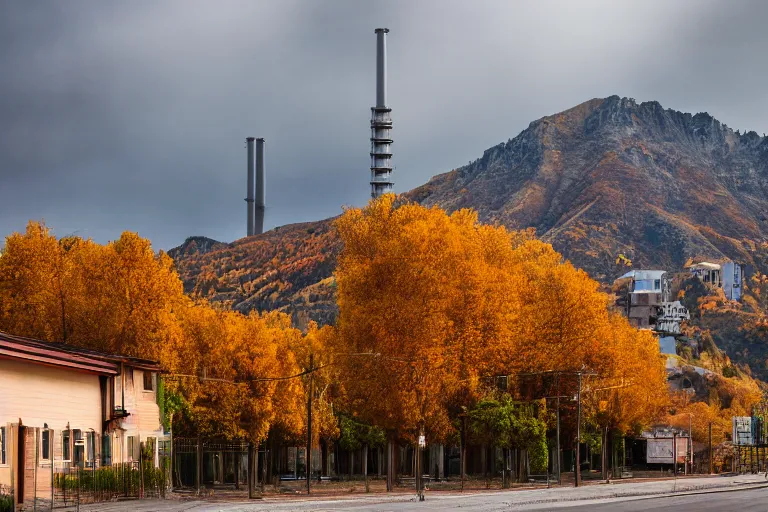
[
  {"x1": 254, "y1": 138, "x2": 265, "y2": 235},
  {"x1": 245, "y1": 137, "x2": 255, "y2": 236},
  {"x1": 370, "y1": 28, "x2": 393, "y2": 198}
]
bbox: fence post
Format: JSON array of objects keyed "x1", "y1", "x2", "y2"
[
  {"x1": 139, "y1": 442, "x2": 145, "y2": 499},
  {"x1": 195, "y1": 435, "x2": 202, "y2": 494},
  {"x1": 51, "y1": 429, "x2": 55, "y2": 510},
  {"x1": 33, "y1": 427, "x2": 38, "y2": 512}
]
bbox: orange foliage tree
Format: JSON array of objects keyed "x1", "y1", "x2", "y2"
[
  {"x1": 334, "y1": 196, "x2": 668, "y2": 464},
  {"x1": 0, "y1": 221, "x2": 310, "y2": 446}
]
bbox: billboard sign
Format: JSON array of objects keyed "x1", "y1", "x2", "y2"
[
  {"x1": 733, "y1": 416, "x2": 754, "y2": 446},
  {"x1": 647, "y1": 437, "x2": 687, "y2": 464}
]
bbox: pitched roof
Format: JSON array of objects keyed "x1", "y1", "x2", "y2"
[
  {"x1": 0, "y1": 331, "x2": 162, "y2": 375},
  {"x1": 618, "y1": 269, "x2": 667, "y2": 281}
]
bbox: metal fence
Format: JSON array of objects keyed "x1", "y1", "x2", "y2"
[
  {"x1": 174, "y1": 438, "x2": 249, "y2": 489},
  {"x1": 735, "y1": 444, "x2": 768, "y2": 474},
  {"x1": 8, "y1": 424, "x2": 170, "y2": 511},
  {"x1": 52, "y1": 460, "x2": 169, "y2": 508}
]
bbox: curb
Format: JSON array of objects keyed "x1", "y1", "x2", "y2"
[{"x1": 504, "y1": 480, "x2": 768, "y2": 508}]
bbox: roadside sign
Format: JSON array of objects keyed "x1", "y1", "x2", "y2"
[{"x1": 733, "y1": 416, "x2": 753, "y2": 445}]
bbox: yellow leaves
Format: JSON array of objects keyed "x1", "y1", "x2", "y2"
[
  {"x1": 172, "y1": 304, "x2": 307, "y2": 443},
  {"x1": 615, "y1": 253, "x2": 632, "y2": 267},
  {"x1": 0, "y1": 220, "x2": 319, "y2": 444},
  {"x1": 335, "y1": 197, "x2": 668, "y2": 440},
  {"x1": 336, "y1": 196, "x2": 516, "y2": 439}
]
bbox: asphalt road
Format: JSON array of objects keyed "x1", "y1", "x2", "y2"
[
  {"x1": 66, "y1": 476, "x2": 768, "y2": 512},
  {"x1": 184, "y1": 486, "x2": 768, "y2": 511},
  {"x1": 227, "y1": 486, "x2": 768, "y2": 511},
  {"x1": 548, "y1": 486, "x2": 768, "y2": 511}
]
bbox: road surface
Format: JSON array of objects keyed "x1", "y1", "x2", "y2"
[
  {"x1": 539, "y1": 486, "x2": 768, "y2": 511},
  {"x1": 64, "y1": 475, "x2": 768, "y2": 511}
]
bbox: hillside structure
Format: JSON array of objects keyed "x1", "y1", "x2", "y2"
[
  {"x1": 0, "y1": 331, "x2": 167, "y2": 509},
  {"x1": 617, "y1": 270, "x2": 689, "y2": 334},
  {"x1": 687, "y1": 260, "x2": 743, "y2": 301}
]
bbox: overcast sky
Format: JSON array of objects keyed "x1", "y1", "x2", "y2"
[{"x1": 1, "y1": 0, "x2": 767, "y2": 249}]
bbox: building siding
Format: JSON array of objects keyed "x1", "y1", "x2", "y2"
[{"x1": 0, "y1": 359, "x2": 102, "y2": 432}]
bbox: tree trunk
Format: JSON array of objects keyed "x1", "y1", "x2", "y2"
[
  {"x1": 386, "y1": 438, "x2": 394, "y2": 491},
  {"x1": 247, "y1": 442, "x2": 257, "y2": 499},
  {"x1": 264, "y1": 436, "x2": 272, "y2": 486},
  {"x1": 460, "y1": 417, "x2": 467, "y2": 490},
  {"x1": 320, "y1": 440, "x2": 327, "y2": 477},
  {"x1": 516, "y1": 448, "x2": 529, "y2": 483},
  {"x1": 196, "y1": 434, "x2": 202, "y2": 493},
  {"x1": 502, "y1": 448, "x2": 509, "y2": 488}
]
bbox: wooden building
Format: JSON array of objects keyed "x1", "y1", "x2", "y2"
[{"x1": 0, "y1": 331, "x2": 167, "y2": 509}]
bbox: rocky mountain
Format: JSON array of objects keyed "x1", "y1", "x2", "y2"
[
  {"x1": 411, "y1": 96, "x2": 768, "y2": 280},
  {"x1": 169, "y1": 96, "x2": 768, "y2": 325}
]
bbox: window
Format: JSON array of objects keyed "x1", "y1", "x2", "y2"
[
  {"x1": 143, "y1": 371, "x2": 154, "y2": 391},
  {"x1": 62, "y1": 430, "x2": 71, "y2": 461},
  {"x1": 1, "y1": 427, "x2": 6, "y2": 465},
  {"x1": 159, "y1": 440, "x2": 171, "y2": 458},
  {"x1": 654, "y1": 279, "x2": 661, "y2": 290},
  {"x1": 73, "y1": 429, "x2": 84, "y2": 465},
  {"x1": 127, "y1": 436, "x2": 136, "y2": 461},
  {"x1": 41, "y1": 430, "x2": 50, "y2": 461},
  {"x1": 85, "y1": 432, "x2": 95, "y2": 465},
  {"x1": 102, "y1": 435, "x2": 112, "y2": 466}
]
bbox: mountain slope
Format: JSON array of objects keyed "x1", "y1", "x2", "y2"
[
  {"x1": 170, "y1": 96, "x2": 768, "y2": 325},
  {"x1": 168, "y1": 219, "x2": 340, "y2": 327},
  {"x1": 410, "y1": 96, "x2": 768, "y2": 280}
]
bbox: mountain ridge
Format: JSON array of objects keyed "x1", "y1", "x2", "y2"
[
  {"x1": 410, "y1": 95, "x2": 768, "y2": 279},
  {"x1": 170, "y1": 96, "x2": 768, "y2": 324}
]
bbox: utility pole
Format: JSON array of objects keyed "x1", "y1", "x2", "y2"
[
  {"x1": 307, "y1": 353, "x2": 313, "y2": 495},
  {"x1": 575, "y1": 371, "x2": 582, "y2": 488},
  {"x1": 556, "y1": 374, "x2": 561, "y2": 485},
  {"x1": 673, "y1": 431, "x2": 678, "y2": 478},
  {"x1": 708, "y1": 422, "x2": 713, "y2": 475},
  {"x1": 688, "y1": 414, "x2": 693, "y2": 475}
]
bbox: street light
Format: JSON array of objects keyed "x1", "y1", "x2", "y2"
[{"x1": 687, "y1": 413, "x2": 693, "y2": 475}]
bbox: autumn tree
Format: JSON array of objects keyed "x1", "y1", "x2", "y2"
[
  {"x1": 334, "y1": 196, "x2": 668, "y2": 483},
  {"x1": 0, "y1": 221, "x2": 312, "y2": 453},
  {"x1": 334, "y1": 197, "x2": 519, "y2": 445},
  {"x1": 0, "y1": 221, "x2": 185, "y2": 364},
  {"x1": 0, "y1": 221, "x2": 74, "y2": 341},
  {"x1": 468, "y1": 395, "x2": 547, "y2": 483}
]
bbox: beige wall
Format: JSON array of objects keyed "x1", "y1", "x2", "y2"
[
  {"x1": 0, "y1": 359, "x2": 102, "y2": 432},
  {"x1": 0, "y1": 359, "x2": 104, "y2": 490},
  {"x1": 0, "y1": 359, "x2": 167, "y2": 480},
  {"x1": 113, "y1": 369, "x2": 166, "y2": 465}
]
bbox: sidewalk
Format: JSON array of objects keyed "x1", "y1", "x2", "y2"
[{"x1": 60, "y1": 474, "x2": 768, "y2": 511}]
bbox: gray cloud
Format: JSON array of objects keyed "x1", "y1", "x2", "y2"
[{"x1": 1, "y1": 0, "x2": 767, "y2": 249}]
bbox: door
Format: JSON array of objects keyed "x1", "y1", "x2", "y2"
[{"x1": 17, "y1": 425, "x2": 25, "y2": 504}]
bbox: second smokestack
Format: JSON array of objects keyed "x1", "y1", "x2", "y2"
[
  {"x1": 246, "y1": 137, "x2": 255, "y2": 236},
  {"x1": 254, "y1": 138, "x2": 265, "y2": 235}
]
